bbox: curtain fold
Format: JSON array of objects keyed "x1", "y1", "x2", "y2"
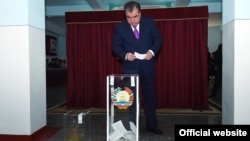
[
  {"x1": 155, "y1": 19, "x2": 208, "y2": 109},
  {"x1": 66, "y1": 6, "x2": 209, "y2": 109},
  {"x1": 66, "y1": 23, "x2": 122, "y2": 108}
]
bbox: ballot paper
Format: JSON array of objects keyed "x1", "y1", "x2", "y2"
[
  {"x1": 109, "y1": 120, "x2": 136, "y2": 141},
  {"x1": 109, "y1": 130, "x2": 124, "y2": 141},
  {"x1": 134, "y1": 52, "x2": 146, "y2": 60},
  {"x1": 129, "y1": 121, "x2": 136, "y2": 133},
  {"x1": 112, "y1": 120, "x2": 127, "y2": 135}
]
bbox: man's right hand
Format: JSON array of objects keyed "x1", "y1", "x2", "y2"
[{"x1": 126, "y1": 52, "x2": 136, "y2": 61}]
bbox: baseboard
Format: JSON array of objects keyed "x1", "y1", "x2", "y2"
[{"x1": 0, "y1": 126, "x2": 61, "y2": 141}]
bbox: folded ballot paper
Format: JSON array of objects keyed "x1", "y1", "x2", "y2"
[
  {"x1": 134, "y1": 52, "x2": 146, "y2": 60},
  {"x1": 109, "y1": 120, "x2": 136, "y2": 141}
]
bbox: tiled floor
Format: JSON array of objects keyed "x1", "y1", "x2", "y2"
[
  {"x1": 45, "y1": 80, "x2": 222, "y2": 141},
  {"x1": 46, "y1": 115, "x2": 221, "y2": 141}
]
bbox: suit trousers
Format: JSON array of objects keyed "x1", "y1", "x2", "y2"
[{"x1": 129, "y1": 77, "x2": 158, "y2": 129}]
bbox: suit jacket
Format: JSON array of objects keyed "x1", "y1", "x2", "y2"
[{"x1": 112, "y1": 16, "x2": 162, "y2": 78}]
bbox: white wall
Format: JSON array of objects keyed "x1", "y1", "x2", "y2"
[
  {"x1": 0, "y1": 0, "x2": 46, "y2": 135},
  {"x1": 222, "y1": 0, "x2": 250, "y2": 124},
  {"x1": 208, "y1": 26, "x2": 222, "y2": 53}
]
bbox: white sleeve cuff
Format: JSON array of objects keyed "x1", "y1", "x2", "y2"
[{"x1": 148, "y1": 50, "x2": 155, "y2": 56}]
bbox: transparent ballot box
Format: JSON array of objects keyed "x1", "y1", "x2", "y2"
[
  {"x1": 63, "y1": 110, "x2": 91, "y2": 141},
  {"x1": 106, "y1": 74, "x2": 140, "y2": 141}
]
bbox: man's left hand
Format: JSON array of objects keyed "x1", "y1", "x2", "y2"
[{"x1": 145, "y1": 51, "x2": 153, "y2": 60}]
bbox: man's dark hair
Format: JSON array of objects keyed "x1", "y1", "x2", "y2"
[{"x1": 124, "y1": 1, "x2": 141, "y2": 13}]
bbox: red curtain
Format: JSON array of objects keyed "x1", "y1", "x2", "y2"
[
  {"x1": 155, "y1": 19, "x2": 208, "y2": 109},
  {"x1": 66, "y1": 6, "x2": 209, "y2": 110}
]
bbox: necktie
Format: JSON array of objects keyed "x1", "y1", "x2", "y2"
[{"x1": 133, "y1": 26, "x2": 139, "y2": 40}]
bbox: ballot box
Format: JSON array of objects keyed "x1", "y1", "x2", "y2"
[
  {"x1": 63, "y1": 110, "x2": 91, "y2": 141},
  {"x1": 106, "y1": 74, "x2": 140, "y2": 141}
]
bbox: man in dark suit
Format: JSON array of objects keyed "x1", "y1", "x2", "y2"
[
  {"x1": 112, "y1": 1, "x2": 163, "y2": 135},
  {"x1": 210, "y1": 43, "x2": 222, "y2": 97}
]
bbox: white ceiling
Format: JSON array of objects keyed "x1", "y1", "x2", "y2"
[{"x1": 45, "y1": 0, "x2": 222, "y2": 35}]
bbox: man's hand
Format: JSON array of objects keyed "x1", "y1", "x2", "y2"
[
  {"x1": 145, "y1": 51, "x2": 153, "y2": 60},
  {"x1": 127, "y1": 52, "x2": 136, "y2": 61}
]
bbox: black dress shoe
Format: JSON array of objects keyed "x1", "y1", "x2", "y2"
[{"x1": 147, "y1": 128, "x2": 164, "y2": 135}]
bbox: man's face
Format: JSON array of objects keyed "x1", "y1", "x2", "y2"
[{"x1": 125, "y1": 8, "x2": 141, "y2": 27}]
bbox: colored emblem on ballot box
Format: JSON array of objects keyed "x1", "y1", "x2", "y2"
[{"x1": 111, "y1": 86, "x2": 134, "y2": 109}]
